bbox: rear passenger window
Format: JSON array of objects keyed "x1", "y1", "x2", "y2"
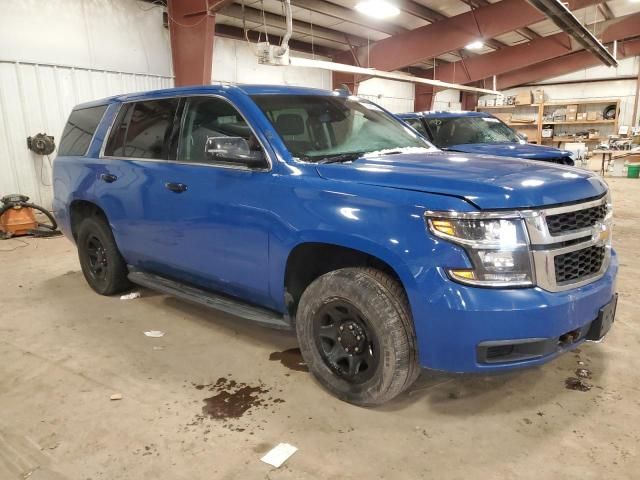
[
  {"x1": 179, "y1": 97, "x2": 257, "y2": 163},
  {"x1": 104, "y1": 99, "x2": 179, "y2": 159},
  {"x1": 58, "y1": 105, "x2": 108, "y2": 156}
]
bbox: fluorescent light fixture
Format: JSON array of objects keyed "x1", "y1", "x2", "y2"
[
  {"x1": 354, "y1": 0, "x2": 400, "y2": 19},
  {"x1": 465, "y1": 40, "x2": 484, "y2": 50}
]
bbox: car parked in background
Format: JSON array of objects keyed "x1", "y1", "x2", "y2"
[
  {"x1": 54, "y1": 85, "x2": 616, "y2": 406},
  {"x1": 398, "y1": 111, "x2": 575, "y2": 165}
]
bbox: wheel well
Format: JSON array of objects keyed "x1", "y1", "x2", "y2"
[
  {"x1": 69, "y1": 200, "x2": 107, "y2": 240},
  {"x1": 284, "y1": 243, "x2": 404, "y2": 320}
]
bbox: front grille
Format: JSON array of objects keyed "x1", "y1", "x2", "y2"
[
  {"x1": 554, "y1": 245, "x2": 606, "y2": 283},
  {"x1": 546, "y1": 204, "x2": 607, "y2": 236}
]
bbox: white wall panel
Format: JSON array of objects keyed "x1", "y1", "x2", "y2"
[
  {"x1": 212, "y1": 37, "x2": 331, "y2": 89},
  {"x1": 0, "y1": 0, "x2": 172, "y2": 76},
  {"x1": 433, "y1": 89, "x2": 462, "y2": 112},
  {"x1": 0, "y1": 0, "x2": 172, "y2": 207},
  {"x1": 478, "y1": 57, "x2": 640, "y2": 127},
  {"x1": 357, "y1": 77, "x2": 415, "y2": 113},
  {"x1": 0, "y1": 61, "x2": 172, "y2": 207}
]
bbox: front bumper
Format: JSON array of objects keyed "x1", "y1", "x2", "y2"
[{"x1": 411, "y1": 251, "x2": 618, "y2": 372}]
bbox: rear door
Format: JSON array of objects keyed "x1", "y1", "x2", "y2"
[{"x1": 94, "y1": 97, "x2": 182, "y2": 268}]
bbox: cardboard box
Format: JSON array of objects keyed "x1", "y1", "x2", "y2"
[
  {"x1": 515, "y1": 91, "x2": 532, "y2": 105},
  {"x1": 587, "y1": 111, "x2": 598, "y2": 121},
  {"x1": 567, "y1": 104, "x2": 578, "y2": 114},
  {"x1": 577, "y1": 112, "x2": 587, "y2": 121},
  {"x1": 566, "y1": 112, "x2": 577, "y2": 122},
  {"x1": 495, "y1": 96, "x2": 505, "y2": 106},
  {"x1": 534, "y1": 89, "x2": 544, "y2": 104},
  {"x1": 486, "y1": 98, "x2": 496, "y2": 107},
  {"x1": 542, "y1": 128, "x2": 553, "y2": 138}
]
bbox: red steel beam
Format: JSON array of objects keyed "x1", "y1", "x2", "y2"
[
  {"x1": 414, "y1": 85, "x2": 437, "y2": 112},
  {"x1": 601, "y1": 13, "x2": 640, "y2": 43},
  {"x1": 332, "y1": 0, "x2": 601, "y2": 72},
  {"x1": 168, "y1": 0, "x2": 224, "y2": 86},
  {"x1": 420, "y1": 12, "x2": 640, "y2": 87},
  {"x1": 421, "y1": 33, "x2": 573, "y2": 85},
  {"x1": 497, "y1": 38, "x2": 640, "y2": 89}
]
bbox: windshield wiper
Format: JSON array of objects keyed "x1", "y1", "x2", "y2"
[{"x1": 313, "y1": 152, "x2": 366, "y2": 164}]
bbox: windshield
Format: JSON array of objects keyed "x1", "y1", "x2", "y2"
[
  {"x1": 251, "y1": 94, "x2": 433, "y2": 162},
  {"x1": 424, "y1": 116, "x2": 520, "y2": 148}
]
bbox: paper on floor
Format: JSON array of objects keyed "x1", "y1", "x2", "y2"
[
  {"x1": 260, "y1": 443, "x2": 297, "y2": 468},
  {"x1": 120, "y1": 291, "x2": 141, "y2": 300},
  {"x1": 144, "y1": 330, "x2": 165, "y2": 338}
]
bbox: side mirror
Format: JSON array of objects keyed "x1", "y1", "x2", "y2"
[
  {"x1": 518, "y1": 133, "x2": 529, "y2": 142},
  {"x1": 205, "y1": 136, "x2": 267, "y2": 168}
]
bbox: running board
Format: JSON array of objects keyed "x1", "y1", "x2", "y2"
[{"x1": 127, "y1": 270, "x2": 292, "y2": 330}]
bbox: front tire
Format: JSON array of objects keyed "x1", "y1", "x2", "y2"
[
  {"x1": 77, "y1": 216, "x2": 131, "y2": 295},
  {"x1": 296, "y1": 267, "x2": 419, "y2": 406}
]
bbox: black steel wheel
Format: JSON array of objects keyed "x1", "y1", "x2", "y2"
[
  {"x1": 77, "y1": 215, "x2": 131, "y2": 295},
  {"x1": 85, "y1": 234, "x2": 109, "y2": 282},
  {"x1": 314, "y1": 300, "x2": 380, "y2": 384},
  {"x1": 296, "y1": 267, "x2": 420, "y2": 406}
]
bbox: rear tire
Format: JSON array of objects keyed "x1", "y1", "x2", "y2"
[
  {"x1": 296, "y1": 267, "x2": 420, "y2": 406},
  {"x1": 77, "y1": 216, "x2": 131, "y2": 295}
]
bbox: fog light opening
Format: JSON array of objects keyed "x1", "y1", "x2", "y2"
[{"x1": 558, "y1": 329, "x2": 580, "y2": 347}]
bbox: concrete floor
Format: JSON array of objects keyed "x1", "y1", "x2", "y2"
[{"x1": 1, "y1": 178, "x2": 639, "y2": 480}]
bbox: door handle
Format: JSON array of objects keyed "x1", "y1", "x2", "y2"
[
  {"x1": 100, "y1": 173, "x2": 118, "y2": 183},
  {"x1": 165, "y1": 182, "x2": 188, "y2": 193}
]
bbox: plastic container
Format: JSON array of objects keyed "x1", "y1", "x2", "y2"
[{"x1": 628, "y1": 164, "x2": 640, "y2": 179}]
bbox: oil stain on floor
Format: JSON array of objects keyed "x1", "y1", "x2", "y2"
[
  {"x1": 269, "y1": 348, "x2": 309, "y2": 372},
  {"x1": 188, "y1": 377, "x2": 285, "y2": 435},
  {"x1": 200, "y1": 378, "x2": 273, "y2": 420}
]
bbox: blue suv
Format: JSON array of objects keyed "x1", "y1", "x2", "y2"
[
  {"x1": 53, "y1": 85, "x2": 617, "y2": 405},
  {"x1": 398, "y1": 111, "x2": 575, "y2": 165}
]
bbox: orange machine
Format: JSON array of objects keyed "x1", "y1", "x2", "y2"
[
  {"x1": 0, "y1": 194, "x2": 58, "y2": 239},
  {"x1": 0, "y1": 205, "x2": 37, "y2": 237}
]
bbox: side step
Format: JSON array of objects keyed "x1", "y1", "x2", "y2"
[{"x1": 128, "y1": 270, "x2": 292, "y2": 330}]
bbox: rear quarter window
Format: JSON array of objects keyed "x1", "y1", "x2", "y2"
[{"x1": 58, "y1": 105, "x2": 108, "y2": 156}]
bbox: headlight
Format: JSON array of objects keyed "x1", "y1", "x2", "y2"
[{"x1": 426, "y1": 214, "x2": 534, "y2": 287}]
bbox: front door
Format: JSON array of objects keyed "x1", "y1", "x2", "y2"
[{"x1": 148, "y1": 95, "x2": 275, "y2": 308}]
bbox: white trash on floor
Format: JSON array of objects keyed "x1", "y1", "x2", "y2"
[
  {"x1": 260, "y1": 443, "x2": 298, "y2": 468},
  {"x1": 120, "y1": 291, "x2": 141, "y2": 300},
  {"x1": 144, "y1": 330, "x2": 165, "y2": 338}
]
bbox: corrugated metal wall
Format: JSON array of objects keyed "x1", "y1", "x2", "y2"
[{"x1": 0, "y1": 60, "x2": 172, "y2": 207}]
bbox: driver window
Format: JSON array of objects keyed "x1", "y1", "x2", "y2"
[{"x1": 178, "y1": 97, "x2": 260, "y2": 163}]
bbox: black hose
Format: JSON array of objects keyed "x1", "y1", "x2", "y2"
[{"x1": 22, "y1": 202, "x2": 58, "y2": 230}]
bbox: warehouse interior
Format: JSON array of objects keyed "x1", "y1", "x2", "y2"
[{"x1": 1, "y1": 0, "x2": 639, "y2": 478}]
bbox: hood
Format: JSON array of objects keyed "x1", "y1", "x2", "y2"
[
  {"x1": 447, "y1": 143, "x2": 572, "y2": 161},
  {"x1": 314, "y1": 152, "x2": 605, "y2": 210}
]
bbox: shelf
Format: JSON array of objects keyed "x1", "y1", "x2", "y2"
[
  {"x1": 543, "y1": 137, "x2": 605, "y2": 143},
  {"x1": 478, "y1": 104, "x2": 539, "y2": 109},
  {"x1": 508, "y1": 122, "x2": 537, "y2": 127},
  {"x1": 543, "y1": 120, "x2": 616, "y2": 125},
  {"x1": 542, "y1": 99, "x2": 620, "y2": 106},
  {"x1": 475, "y1": 97, "x2": 619, "y2": 147}
]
